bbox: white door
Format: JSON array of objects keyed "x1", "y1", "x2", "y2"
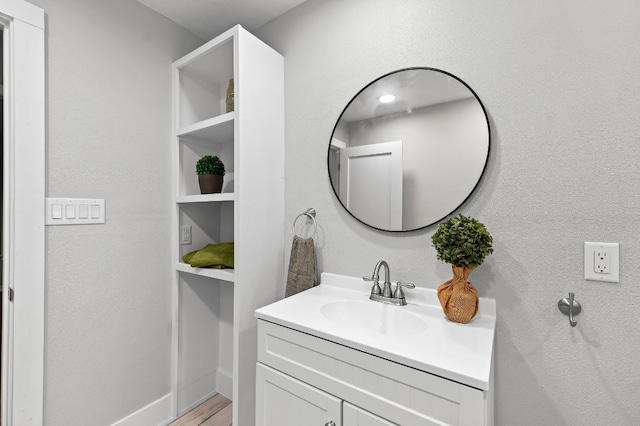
[
  {"x1": 0, "y1": 1, "x2": 46, "y2": 425},
  {"x1": 256, "y1": 363, "x2": 342, "y2": 426},
  {"x1": 339, "y1": 141, "x2": 402, "y2": 230},
  {"x1": 344, "y1": 402, "x2": 397, "y2": 426}
]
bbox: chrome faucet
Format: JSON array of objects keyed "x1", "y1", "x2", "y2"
[
  {"x1": 363, "y1": 260, "x2": 415, "y2": 306},
  {"x1": 375, "y1": 260, "x2": 392, "y2": 297}
]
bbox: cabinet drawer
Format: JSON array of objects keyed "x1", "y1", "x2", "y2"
[{"x1": 258, "y1": 320, "x2": 486, "y2": 426}]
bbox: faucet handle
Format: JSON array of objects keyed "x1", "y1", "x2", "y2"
[
  {"x1": 393, "y1": 282, "x2": 415, "y2": 299},
  {"x1": 363, "y1": 276, "x2": 382, "y2": 295}
]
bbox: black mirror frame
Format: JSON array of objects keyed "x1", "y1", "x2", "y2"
[{"x1": 327, "y1": 67, "x2": 491, "y2": 232}]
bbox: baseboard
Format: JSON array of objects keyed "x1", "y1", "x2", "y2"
[
  {"x1": 110, "y1": 393, "x2": 172, "y2": 426},
  {"x1": 111, "y1": 369, "x2": 230, "y2": 425},
  {"x1": 177, "y1": 370, "x2": 217, "y2": 416}
]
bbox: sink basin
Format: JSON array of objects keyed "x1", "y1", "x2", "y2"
[{"x1": 320, "y1": 300, "x2": 428, "y2": 336}]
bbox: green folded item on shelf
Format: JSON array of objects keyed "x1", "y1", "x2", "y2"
[{"x1": 183, "y1": 242, "x2": 234, "y2": 269}]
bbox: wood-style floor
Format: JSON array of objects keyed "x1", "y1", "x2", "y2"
[{"x1": 169, "y1": 394, "x2": 232, "y2": 426}]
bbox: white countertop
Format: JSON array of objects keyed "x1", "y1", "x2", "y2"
[{"x1": 255, "y1": 272, "x2": 496, "y2": 390}]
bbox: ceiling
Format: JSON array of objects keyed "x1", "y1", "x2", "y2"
[
  {"x1": 136, "y1": 0, "x2": 308, "y2": 41},
  {"x1": 341, "y1": 69, "x2": 474, "y2": 123}
]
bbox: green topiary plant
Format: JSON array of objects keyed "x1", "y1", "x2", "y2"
[
  {"x1": 196, "y1": 155, "x2": 225, "y2": 176},
  {"x1": 431, "y1": 214, "x2": 493, "y2": 269},
  {"x1": 432, "y1": 214, "x2": 493, "y2": 324}
]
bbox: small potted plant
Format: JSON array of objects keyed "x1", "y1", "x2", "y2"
[
  {"x1": 196, "y1": 155, "x2": 225, "y2": 194},
  {"x1": 431, "y1": 214, "x2": 493, "y2": 324}
]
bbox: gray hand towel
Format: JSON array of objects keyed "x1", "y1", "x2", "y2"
[{"x1": 285, "y1": 236, "x2": 317, "y2": 297}]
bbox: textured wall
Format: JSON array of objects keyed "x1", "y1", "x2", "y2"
[
  {"x1": 26, "y1": 0, "x2": 202, "y2": 424},
  {"x1": 256, "y1": 0, "x2": 640, "y2": 424}
]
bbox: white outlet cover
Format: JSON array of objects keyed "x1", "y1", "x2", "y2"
[{"x1": 584, "y1": 242, "x2": 619, "y2": 283}]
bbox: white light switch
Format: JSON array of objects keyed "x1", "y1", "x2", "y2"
[
  {"x1": 51, "y1": 204, "x2": 63, "y2": 219},
  {"x1": 46, "y1": 198, "x2": 105, "y2": 225},
  {"x1": 79, "y1": 204, "x2": 89, "y2": 219},
  {"x1": 91, "y1": 204, "x2": 100, "y2": 219},
  {"x1": 65, "y1": 204, "x2": 76, "y2": 219}
]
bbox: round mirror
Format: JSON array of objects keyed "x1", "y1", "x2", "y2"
[{"x1": 328, "y1": 68, "x2": 490, "y2": 232}]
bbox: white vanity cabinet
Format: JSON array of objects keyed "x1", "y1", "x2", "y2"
[
  {"x1": 256, "y1": 320, "x2": 489, "y2": 426},
  {"x1": 171, "y1": 25, "x2": 284, "y2": 426},
  {"x1": 255, "y1": 273, "x2": 496, "y2": 426}
]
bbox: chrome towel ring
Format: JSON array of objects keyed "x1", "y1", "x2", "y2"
[{"x1": 293, "y1": 208, "x2": 317, "y2": 238}]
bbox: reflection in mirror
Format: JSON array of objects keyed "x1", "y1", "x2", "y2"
[{"x1": 328, "y1": 68, "x2": 490, "y2": 231}]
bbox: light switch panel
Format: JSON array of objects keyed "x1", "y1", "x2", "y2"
[{"x1": 46, "y1": 198, "x2": 105, "y2": 225}]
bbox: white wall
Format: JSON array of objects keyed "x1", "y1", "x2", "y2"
[
  {"x1": 256, "y1": 0, "x2": 640, "y2": 424},
  {"x1": 25, "y1": 0, "x2": 202, "y2": 424}
]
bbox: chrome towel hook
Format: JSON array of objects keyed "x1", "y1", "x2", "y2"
[{"x1": 558, "y1": 292, "x2": 581, "y2": 327}]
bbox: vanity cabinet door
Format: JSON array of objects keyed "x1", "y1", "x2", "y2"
[
  {"x1": 256, "y1": 363, "x2": 342, "y2": 426},
  {"x1": 344, "y1": 402, "x2": 396, "y2": 425}
]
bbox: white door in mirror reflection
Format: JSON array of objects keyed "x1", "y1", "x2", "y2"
[{"x1": 339, "y1": 141, "x2": 403, "y2": 231}]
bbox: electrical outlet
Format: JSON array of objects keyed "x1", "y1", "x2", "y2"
[
  {"x1": 180, "y1": 225, "x2": 192, "y2": 245},
  {"x1": 584, "y1": 242, "x2": 619, "y2": 282},
  {"x1": 594, "y1": 250, "x2": 610, "y2": 273}
]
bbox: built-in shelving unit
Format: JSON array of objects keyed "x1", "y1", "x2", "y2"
[{"x1": 171, "y1": 25, "x2": 284, "y2": 426}]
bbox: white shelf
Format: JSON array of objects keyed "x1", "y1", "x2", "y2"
[
  {"x1": 176, "y1": 262, "x2": 235, "y2": 282},
  {"x1": 177, "y1": 112, "x2": 234, "y2": 143},
  {"x1": 176, "y1": 193, "x2": 235, "y2": 204}
]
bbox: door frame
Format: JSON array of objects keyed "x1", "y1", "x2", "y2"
[
  {"x1": 339, "y1": 140, "x2": 403, "y2": 231},
  {"x1": 0, "y1": 1, "x2": 45, "y2": 425}
]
